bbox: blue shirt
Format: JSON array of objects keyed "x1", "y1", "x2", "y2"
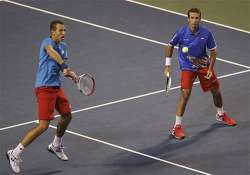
[
  {"x1": 35, "y1": 37, "x2": 68, "y2": 87},
  {"x1": 168, "y1": 25, "x2": 217, "y2": 71}
]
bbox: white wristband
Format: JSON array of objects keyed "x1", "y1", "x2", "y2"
[{"x1": 165, "y1": 57, "x2": 171, "y2": 66}]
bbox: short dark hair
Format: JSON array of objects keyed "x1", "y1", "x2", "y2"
[
  {"x1": 50, "y1": 20, "x2": 64, "y2": 31},
  {"x1": 187, "y1": 8, "x2": 201, "y2": 18}
]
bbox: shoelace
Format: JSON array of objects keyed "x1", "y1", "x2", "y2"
[
  {"x1": 10, "y1": 154, "x2": 23, "y2": 165},
  {"x1": 172, "y1": 125, "x2": 182, "y2": 133},
  {"x1": 216, "y1": 112, "x2": 226, "y2": 121},
  {"x1": 54, "y1": 144, "x2": 67, "y2": 152},
  {"x1": 174, "y1": 125, "x2": 182, "y2": 130}
]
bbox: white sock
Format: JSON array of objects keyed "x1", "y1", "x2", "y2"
[
  {"x1": 217, "y1": 107, "x2": 225, "y2": 116},
  {"x1": 174, "y1": 115, "x2": 182, "y2": 126},
  {"x1": 52, "y1": 135, "x2": 62, "y2": 147},
  {"x1": 12, "y1": 143, "x2": 24, "y2": 158}
]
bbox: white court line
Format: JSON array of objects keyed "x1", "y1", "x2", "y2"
[
  {"x1": 65, "y1": 69, "x2": 250, "y2": 114},
  {"x1": 4, "y1": 0, "x2": 250, "y2": 70},
  {"x1": 0, "y1": 120, "x2": 37, "y2": 131},
  {"x1": 126, "y1": 0, "x2": 250, "y2": 34},
  {"x1": 45, "y1": 123, "x2": 212, "y2": 175},
  {"x1": 216, "y1": 58, "x2": 250, "y2": 69},
  {"x1": 1, "y1": 69, "x2": 250, "y2": 132},
  {"x1": 4, "y1": 0, "x2": 165, "y2": 46}
]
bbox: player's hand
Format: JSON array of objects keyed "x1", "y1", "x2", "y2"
[
  {"x1": 164, "y1": 65, "x2": 172, "y2": 77},
  {"x1": 188, "y1": 56, "x2": 200, "y2": 68},
  {"x1": 63, "y1": 68, "x2": 79, "y2": 83},
  {"x1": 205, "y1": 68, "x2": 213, "y2": 80}
]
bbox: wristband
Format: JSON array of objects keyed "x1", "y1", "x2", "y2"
[
  {"x1": 165, "y1": 57, "x2": 171, "y2": 66},
  {"x1": 61, "y1": 63, "x2": 68, "y2": 70}
]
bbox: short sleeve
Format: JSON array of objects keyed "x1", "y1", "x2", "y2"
[
  {"x1": 207, "y1": 31, "x2": 217, "y2": 50},
  {"x1": 61, "y1": 42, "x2": 68, "y2": 60},
  {"x1": 42, "y1": 38, "x2": 55, "y2": 50},
  {"x1": 64, "y1": 48, "x2": 68, "y2": 59},
  {"x1": 168, "y1": 29, "x2": 181, "y2": 46}
]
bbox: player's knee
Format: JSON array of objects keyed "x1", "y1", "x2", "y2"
[
  {"x1": 181, "y1": 89, "x2": 191, "y2": 100},
  {"x1": 37, "y1": 122, "x2": 49, "y2": 132},
  {"x1": 62, "y1": 112, "x2": 72, "y2": 122},
  {"x1": 211, "y1": 87, "x2": 221, "y2": 96}
]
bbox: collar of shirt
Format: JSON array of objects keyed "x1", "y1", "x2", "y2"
[{"x1": 186, "y1": 25, "x2": 201, "y2": 36}]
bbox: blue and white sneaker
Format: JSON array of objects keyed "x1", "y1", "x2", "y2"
[
  {"x1": 6, "y1": 150, "x2": 22, "y2": 173},
  {"x1": 47, "y1": 143, "x2": 68, "y2": 161}
]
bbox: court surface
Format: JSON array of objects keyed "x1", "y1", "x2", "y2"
[{"x1": 0, "y1": 1, "x2": 250, "y2": 175}]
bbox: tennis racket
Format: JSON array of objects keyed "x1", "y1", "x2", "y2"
[
  {"x1": 77, "y1": 74, "x2": 95, "y2": 96},
  {"x1": 188, "y1": 56, "x2": 210, "y2": 68},
  {"x1": 165, "y1": 72, "x2": 172, "y2": 96}
]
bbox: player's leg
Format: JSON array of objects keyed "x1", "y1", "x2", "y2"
[
  {"x1": 171, "y1": 70, "x2": 197, "y2": 140},
  {"x1": 21, "y1": 120, "x2": 50, "y2": 147},
  {"x1": 6, "y1": 120, "x2": 50, "y2": 174},
  {"x1": 210, "y1": 87, "x2": 223, "y2": 111},
  {"x1": 176, "y1": 88, "x2": 192, "y2": 117},
  {"x1": 48, "y1": 88, "x2": 72, "y2": 161},
  {"x1": 56, "y1": 112, "x2": 72, "y2": 137},
  {"x1": 211, "y1": 87, "x2": 237, "y2": 126},
  {"x1": 198, "y1": 68, "x2": 236, "y2": 126},
  {"x1": 6, "y1": 87, "x2": 56, "y2": 173}
]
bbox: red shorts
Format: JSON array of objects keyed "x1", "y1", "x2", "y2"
[
  {"x1": 181, "y1": 68, "x2": 220, "y2": 92},
  {"x1": 35, "y1": 87, "x2": 71, "y2": 120}
]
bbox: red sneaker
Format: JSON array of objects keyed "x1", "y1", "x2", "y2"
[
  {"x1": 170, "y1": 124, "x2": 185, "y2": 140},
  {"x1": 216, "y1": 112, "x2": 237, "y2": 126}
]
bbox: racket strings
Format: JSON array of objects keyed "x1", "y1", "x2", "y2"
[
  {"x1": 78, "y1": 75, "x2": 95, "y2": 95},
  {"x1": 188, "y1": 56, "x2": 210, "y2": 68}
]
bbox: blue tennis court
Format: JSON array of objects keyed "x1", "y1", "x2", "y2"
[{"x1": 0, "y1": 1, "x2": 249, "y2": 175}]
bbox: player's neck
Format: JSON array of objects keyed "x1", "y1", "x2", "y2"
[
  {"x1": 50, "y1": 36, "x2": 60, "y2": 44},
  {"x1": 189, "y1": 25, "x2": 199, "y2": 34}
]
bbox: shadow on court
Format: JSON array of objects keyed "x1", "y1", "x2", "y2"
[
  {"x1": 110, "y1": 123, "x2": 228, "y2": 166},
  {"x1": 22, "y1": 169, "x2": 62, "y2": 175}
]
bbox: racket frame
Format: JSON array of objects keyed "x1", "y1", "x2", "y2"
[
  {"x1": 165, "y1": 72, "x2": 172, "y2": 96},
  {"x1": 77, "y1": 73, "x2": 95, "y2": 96}
]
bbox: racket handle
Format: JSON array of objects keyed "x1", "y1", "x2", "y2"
[
  {"x1": 166, "y1": 72, "x2": 170, "y2": 77},
  {"x1": 165, "y1": 75, "x2": 171, "y2": 96}
]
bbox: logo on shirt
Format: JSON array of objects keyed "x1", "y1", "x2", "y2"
[{"x1": 58, "y1": 46, "x2": 65, "y2": 55}]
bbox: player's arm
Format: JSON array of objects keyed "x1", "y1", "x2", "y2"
[
  {"x1": 45, "y1": 45, "x2": 66, "y2": 66},
  {"x1": 206, "y1": 31, "x2": 217, "y2": 79},
  {"x1": 164, "y1": 44, "x2": 174, "y2": 76},
  {"x1": 45, "y1": 45, "x2": 78, "y2": 82},
  {"x1": 205, "y1": 48, "x2": 217, "y2": 79},
  {"x1": 209, "y1": 48, "x2": 217, "y2": 70},
  {"x1": 164, "y1": 29, "x2": 180, "y2": 77}
]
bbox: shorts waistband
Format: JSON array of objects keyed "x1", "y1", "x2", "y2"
[{"x1": 36, "y1": 86, "x2": 61, "y2": 90}]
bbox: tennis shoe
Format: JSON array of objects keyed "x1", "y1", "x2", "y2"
[
  {"x1": 216, "y1": 112, "x2": 237, "y2": 126},
  {"x1": 47, "y1": 143, "x2": 68, "y2": 161},
  {"x1": 170, "y1": 124, "x2": 185, "y2": 140},
  {"x1": 6, "y1": 150, "x2": 22, "y2": 173}
]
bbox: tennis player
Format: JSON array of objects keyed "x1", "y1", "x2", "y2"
[
  {"x1": 164, "y1": 8, "x2": 237, "y2": 140},
  {"x1": 6, "y1": 20, "x2": 78, "y2": 173}
]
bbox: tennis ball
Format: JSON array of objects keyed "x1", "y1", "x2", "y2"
[{"x1": 182, "y1": 47, "x2": 189, "y2": 53}]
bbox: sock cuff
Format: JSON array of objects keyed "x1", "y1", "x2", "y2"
[{"x1": 217, "y1": 107, "x2": 225, "y2": 115}]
